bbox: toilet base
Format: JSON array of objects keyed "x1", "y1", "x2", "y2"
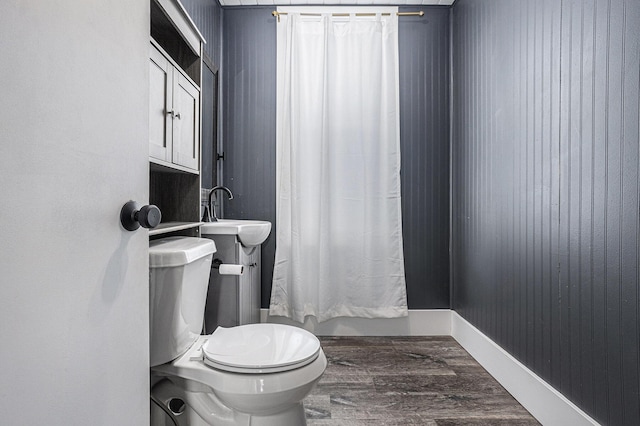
[
  {"x1": 179, "y1": 393, "x2": 308, "y2": 426},
  {"x1": 241, "y1": 403, "x2": 306, "y2": 426},
  {"x1": 152, "y1": 378, "x2": 309, "y2": 426},
  {"x1": 152, "y1": 379, "x2": 247, "y2": 426}
]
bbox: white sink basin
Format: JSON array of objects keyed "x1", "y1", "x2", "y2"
[{"x1": 200, "y1": 219, "x2": 272, "y2": 247}]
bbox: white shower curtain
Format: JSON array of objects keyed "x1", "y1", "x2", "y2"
[{"x1": 270, "y1": 7, "x2": 408, "y2": 323}]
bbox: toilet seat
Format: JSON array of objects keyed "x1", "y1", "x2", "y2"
[{"x1": 202, "y1": 324, "x2": 321, "y2": 374}]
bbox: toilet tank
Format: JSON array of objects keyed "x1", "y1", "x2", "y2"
[{"x1": 149, "y1": 237, "x2": 216, "y2": 367}]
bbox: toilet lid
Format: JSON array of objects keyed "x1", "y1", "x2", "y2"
[{"x1": 202, "y1": 324, "x2": 321, "y2": 374}]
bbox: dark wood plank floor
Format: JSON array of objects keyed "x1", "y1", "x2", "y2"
[{"x1": 304, "y1": 336, "x2": 540, "y2": 425}]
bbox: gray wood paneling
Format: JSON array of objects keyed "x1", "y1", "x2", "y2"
[
  {"x1": 222, "y1": 6, "x2": 451, "y2": 309},
  {"x1": 451, "y1": 1, "x2": 640, "y2": 424},
  {"x1": 400, "y1": 7, "x2": 451, "y2": 308},
  {"x1": 180, "y1": 0, "x2": 223, "y2": 66},
  {"x1": 222, "y1": 7, "x2": 279, "y2": 308},
  {"x1": 180, "y1": 0, "x2": 223, "y2": 190},
  {"x1": 200, "y1": 63, "x2": 218, "y2": 189}
]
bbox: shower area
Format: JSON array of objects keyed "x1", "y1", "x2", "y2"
[{"x1": 221, "y1": 6, "x2": 451, "y2": 315}]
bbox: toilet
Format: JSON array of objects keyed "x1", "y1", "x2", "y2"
[{"x1": 148, "y1": 236, "x2": 326, "y2": 426}]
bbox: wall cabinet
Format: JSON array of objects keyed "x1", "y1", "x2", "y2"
[
  {"x1": 148, "y1": 0, "x2": 206, "y2": 235},
  {"x1": 149, "y1": 43, "x2": 200, "y2": 173}
]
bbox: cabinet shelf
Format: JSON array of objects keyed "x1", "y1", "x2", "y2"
[
  {"x1": 149, "y1": 221, "x2": 204, "y2": 236},
  {"x1": 150, "y1": 158, "x2": 199, "y2": 175}
]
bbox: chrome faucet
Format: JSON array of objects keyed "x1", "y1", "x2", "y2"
[{"x1": 205, "y1": 186, "x2": 234, "y2": 222}]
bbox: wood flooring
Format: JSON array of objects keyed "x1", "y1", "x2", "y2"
[{"x1": 304, "y1": 336, "x2": 540, "y2": 425}]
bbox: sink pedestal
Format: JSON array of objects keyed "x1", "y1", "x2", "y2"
[{"x1": 200, "y1": 219, "x2": 270, "y2": 331}]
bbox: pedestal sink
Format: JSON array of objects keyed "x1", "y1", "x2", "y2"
[{"x1": 200, "y1": 219, "x2": 272, "y2": 247}]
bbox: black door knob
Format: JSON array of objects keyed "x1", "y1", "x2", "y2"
[{"x1": 120, "y1": 201, "x2": 162, "y2": 231}]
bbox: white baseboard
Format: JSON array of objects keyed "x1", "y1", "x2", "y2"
[
  {"x1": 450, "y1": 312, "x2": 600, "y2": 426},
  {"x1": 260, "y1": 309, "x2": 451, "y2": 336}
]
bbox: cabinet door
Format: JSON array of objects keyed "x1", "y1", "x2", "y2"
[
  {"x1": 149, "y1": 45, "x2": 172, "y2": 163},
  {"x1": 172, "y1": 73, "x2": 200, "y2": 171}
]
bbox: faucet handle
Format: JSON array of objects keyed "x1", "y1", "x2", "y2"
[{"x1": 201, "y1": 205, "x2": 212, "y2": 222}]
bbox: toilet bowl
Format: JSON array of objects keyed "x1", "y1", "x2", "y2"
[
  {"x1": 149, "y1": 237, "x2": 326, "y2": 426},
  {"x1": 152, "y1": 324, "x2": 327, "y2": 426}
]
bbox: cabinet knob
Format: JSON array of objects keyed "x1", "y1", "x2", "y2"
[
  {"x1": 167, "y1": 110, "x2": 181, "y2": 120},
  {"x1": 120, "y1": 201, "x2": 161, "y2": 231}
]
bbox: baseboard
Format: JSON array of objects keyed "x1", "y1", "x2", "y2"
[
  {"x1": 260, "y1": 308, "x2": 451, "y2": 336},
  {"x1": 450, "y1": 312, "x2": 600, "y2": 426}
]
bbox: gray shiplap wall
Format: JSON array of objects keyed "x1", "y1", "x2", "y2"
[
  {"x1": 400, "y1": 7, "x2": 451, "y2": 308},
  {"x1": 180, "y1": 0, "x2": 222, "y2": 66},
  {"x1": 451, "y1": 1, "x2": 640, "y2": 424},
  {"x1": 180, "y1": 0, "x2": 223, "y2": 190},
  {"x1": 222, "y1": 7, "x2": 279, "y2": 308},
  {"x1": 222, "y1": 6, "x2": 451, "y2": 309}
]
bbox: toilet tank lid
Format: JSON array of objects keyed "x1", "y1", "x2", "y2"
[{"x1": 149, "y1": 237, "x2": 216, "y2": 268}]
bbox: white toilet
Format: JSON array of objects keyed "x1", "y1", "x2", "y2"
[{"x1": 148, "y1": 236, "x2": 326, "y2": 426}]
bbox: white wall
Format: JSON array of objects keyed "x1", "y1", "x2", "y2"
[{"x1": 0, "y1": 1, "x2": 150, "y2": 424}]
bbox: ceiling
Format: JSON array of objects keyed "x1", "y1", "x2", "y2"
[{"x1": 219, "y1": 0, "x2": 454, "y2": 7}]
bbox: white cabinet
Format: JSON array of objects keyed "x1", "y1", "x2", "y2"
[
  {"x1": 149, "y1": 45, "x2": 172, "y2": 163},
  {"x1": 149, "y1": 43, "x2": 200, "y2": 172},
  {"x1": 148, "y1": 0, "x2": 205, "y2": 230}
]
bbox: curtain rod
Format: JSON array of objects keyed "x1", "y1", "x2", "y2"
[{"x1": 271, "y1": 10, "x2": 424, "y2": 22}]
